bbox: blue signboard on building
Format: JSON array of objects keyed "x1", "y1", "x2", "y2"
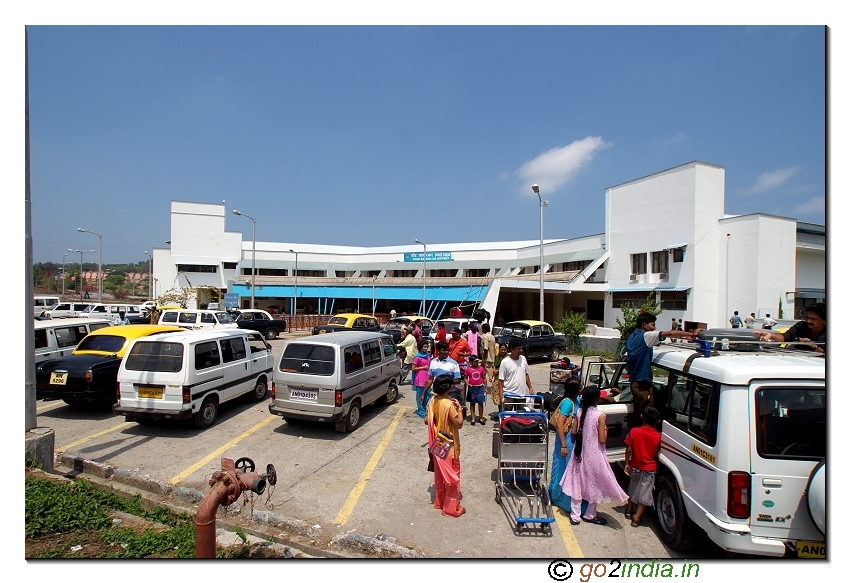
[
  {"x1": 224, "y1": 292, "x2": 240, "y2": 309},
  {"x1": 404, "y1": 251, "x2": 452, "y2": 262}
]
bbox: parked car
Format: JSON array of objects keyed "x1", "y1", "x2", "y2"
[
  {"x1": 594, "y1": 329, "x2": 825, "y2": 557},
  {"x1": 114, "y1": 329, "x2": 274, "y2": 429},
  {"x1": 80, "y1": 303, "x2": 142, "y2": 323},
  {"x1": 44, "y1": 302, "x2": 91, "y2": 319},
  {"x1": 312, "y1": 313, "x2": 381, "y2": 335},
  {"x1": 34, "y1": 317, "x2": 113, "y2": 365},
  {"x1": 34, "y1": 295, "x2": 61, "y2": 317},
  {"x1": 381, "y1": 316, "x2": 433, "y2": 343},
  {"x1": 35, "y1": 324, "x2": 184, "y2": 406},
  {"x1": 158, "y1": 309, "x2": 238, "y2": 331},
  {"x1": 232, "y1": 309, "x2": 288, "y2": 340},
  {"x1": 494, "y1": 320, "x2": 567, "y2": 361},
  {"x1": 268, "y1": 331, "x2": 400, "y2": 432}
]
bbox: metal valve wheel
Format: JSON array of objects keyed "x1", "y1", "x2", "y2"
[
  {"x1": 234, "y1": 457, "x2": 256, "y2": 473},
  {"x1": 266, "y1": 464, "x2": 277, "y2": 486}
]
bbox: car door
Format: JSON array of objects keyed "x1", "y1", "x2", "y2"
[
  {"x1": 218, "y1": 335, "x2": 250, "y2": 401},
  {"x1": 361, "y1": 340, "x2": 385, "y2": 404},
  {"x1": 247, "y1": 332, "x2": 273, "y2": 372},
  {"x1": 527, "y1": 325, "x2": 544, "y2": 358},
  {"x1": 343, "y1": 343, "x2": 367, "y2": 404},
  {"x1": 585, "y1": 359, "x2": 632, "y2": 461}
]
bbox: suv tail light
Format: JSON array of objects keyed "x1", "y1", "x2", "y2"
[
  {"x1": 335, "y1": 390, "x2": 343, "y2": 408},
  {"x1": 85, "y1": 369, "x2": 93, "y2": 383},
  {"x1": 116, "y1": 382, "x2": 120, "y2": 401},
  {"x1": 271, "y1": 381, "x2": 276, "y2": 400},
  {"x1": 727, "y1": 471, "x2": 751, "y2": 519},
  {"x1": 182, "y1": 387, "x2": 190, "y2": 404}
]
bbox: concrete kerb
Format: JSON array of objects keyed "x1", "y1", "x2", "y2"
[{"x1": 52, "y1": 454, "x2": 422, "y2": 558}]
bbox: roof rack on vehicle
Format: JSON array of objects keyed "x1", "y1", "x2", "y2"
[{"x1": 659, "y1": 328, "x2": 824, "y2": 357}]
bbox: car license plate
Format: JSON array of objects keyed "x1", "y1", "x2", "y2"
[
  {"x1": 290, "y1": 389, "x2": 317, "y2": 401},
  {"x1": 319, "y1": 330, "x2": 327, "y2": 334},
  {"x1": 797, "y1": 540, "x2": 826, "y2": 558},
  {"x1": 49, "y1": 372, "x2": 68, "y2": 385},
  {"x1": 137, "y1": 386, "x2": 164, "y2": 399}
]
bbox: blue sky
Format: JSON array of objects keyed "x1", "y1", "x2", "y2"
[{"x1": 23, "y1": 24, "x2": 826, "y2": 264}]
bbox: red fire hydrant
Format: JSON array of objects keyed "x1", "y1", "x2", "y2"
[{"x1": 195, "y1": 457, "x2": 277, "y2": 558}]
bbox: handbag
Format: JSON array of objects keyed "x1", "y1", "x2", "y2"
[{"x1": 429, "y1": 431, "x2": 454, "y2": 459}]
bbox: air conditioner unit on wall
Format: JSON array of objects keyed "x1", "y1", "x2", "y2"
[
  {"x1": 658, "y1": 272, "x2": 669, "y2": 281},
  {"x1": 629, "y1": 274, "x2": 638, "y2": 282}
]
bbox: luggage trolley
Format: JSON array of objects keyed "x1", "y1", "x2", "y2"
[{"x1": 494, "y1": 393, "x2": 555, "y2": 534}]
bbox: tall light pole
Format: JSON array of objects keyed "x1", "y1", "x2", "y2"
[
  {"x1": 71, "y1": 248, "x2": 94, "y2": 297},
  {"x1": 532, "y1": 184, "x2": 548, "y2": 322},
  {"x1": 415, "y1": 239, "x2": 426, "y2": 316},
  {"x1": 77, "y1": 228, "x2": 102, "y2": 303},
  {"x1": 289, "y1": 249, "x2": 298, "y2": 319},
  {"x1": 358, "y1": 285, "x2": 362, "y2": 313},
  {"x1": 372, "y1": 274, "x2": 377, "y2": 317},
  {"x1": 145, "y1": 250, "x2": 153, "y2": 299},
  {"x1": 232, "y1": 210, "x2": 256, "y2": 309},
  {"x1": 61, "y1": 252, "x2": 67, "y2": 297}
]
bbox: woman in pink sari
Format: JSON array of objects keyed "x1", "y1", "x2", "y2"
[{"x1": 426, "y1": 374, "x2": 466, "y2": 517}]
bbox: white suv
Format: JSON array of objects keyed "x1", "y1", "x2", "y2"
[{"x1": 593, "y1": 331, "x2": 825, "y2": 558}]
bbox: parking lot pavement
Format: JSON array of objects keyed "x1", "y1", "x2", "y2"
[{"x1": 39, "y1": 342, "x2": 725, "y2": 559}]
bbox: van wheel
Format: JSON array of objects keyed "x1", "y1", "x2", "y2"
[
  {"x1": 251, "y1": 377, "x2": 268, "y2": 402},
  {"x1": 655, "y1": 474, "x2": 697, "y2": 550},
  {"x1": 194, "y1": 397, "x2": 218, "y2": 429},
  {"x1": 337, "y1": 400, "x2": 361, "y2": 433},
  {"x1": 264, "y1": 328, "x2": 279, "y2": 340},
  {"x1": 383, "y1": 381, "x2": 399, "y2": 405},
  {"x1": 548, "y1": 346, "x2": 562, "y2": 361}
]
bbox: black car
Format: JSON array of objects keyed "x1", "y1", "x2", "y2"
[
  {"x1": 494, "y1": 320, "x2": 567, "y2": 361},
  {"x1": 380, "y1": 316, "x2": 434, "y2": 343},
  {"x1": 232, "y1": 309, "x2": 288, "y2": 340}
]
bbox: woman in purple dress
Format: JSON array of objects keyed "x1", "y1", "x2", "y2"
[{"x1": 560, "y1": 385, "x2": 628, "y2": 525}]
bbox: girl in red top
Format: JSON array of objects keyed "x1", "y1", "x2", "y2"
[
  {"x1": 623, "y1": 406, "x2": 662, "y2": 527},
  {"x1": 464, "y1": 357, "x2": 487, "y2": 425}
]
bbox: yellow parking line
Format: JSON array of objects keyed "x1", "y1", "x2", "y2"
[
  {"x1": 37, "y1": 401, "x2": 65, "y2": 414},
  {"x1": 334, "y1": 406, "x2": 412, "y2": 526},
  {"x1": 57, "y1": 421, "x2": 131, "y2": 452},
  {"x1": 553, "y1": 506, "x2": 585, "y2": 558},
  {"x1": 170, "y1": 415, "x2": 277, "y2": 485}
]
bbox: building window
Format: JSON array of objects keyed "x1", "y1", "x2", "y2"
[
  {"x1": 464, "y1": 269, "x2": 490, "y2": 277},
  {"x1": 222, "y1": 262, "x2": 237, "y2": 270},
  {"x1": 365, "y1": 270, "x2": 381, "y2": 278},
  {"x1": 295, "y1": 270, "x2": 325, "y2": 278},
  {"x1": 673, "y1": 248, "x2": 685, "y2": 263},
  {"x1": 177, "y1": 264, "x2": 217, "y2": 273},
  {"x1": 336, "y1": 271, "x2": 355, "y2": 278},
  {"x1": 429, "y1": 269, "x2": 455, "y2": 277},
  {"x1": 651, "y1": 251, "x2": 669, "y2": 274},
  {"x1": 613, "y1": 291, "x2": 652, "y2": 309},
  {"x1": 257, "y1": 268, "x2": 288, "y2": 276},
  {"x1": 660, "y1": 291, "x2": 688, "y2": 310},
  {"x1": 560, "y1": 260, "x2": 591, "y2": 272},
  {"x1": 391, "y1": 270, "x2": 417, "y2": 277},
  {"x1": 587, "y1": 299, "x2": 604, "y2": 321},
  {"x1": 630, "y1": 253, "x2": 647, "y2": 275}
]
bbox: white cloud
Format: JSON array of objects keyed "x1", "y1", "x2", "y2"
[
  {"x1": 745, "y1": 166, "x2": 800, "y2": 194},
  {"x1": 516, "y1": 136, "x2": 611, "y2": 194},
  {"x1": 792, "y1": 196, "x2": 825, "y2": 216}
]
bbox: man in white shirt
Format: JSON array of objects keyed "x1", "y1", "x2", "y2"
[
  {"x1": 498, "y1": 338, "x2": 534, "y2": 397},
  {"x1": 762, "y1": 314, "x2": 778, "y2": 330}
]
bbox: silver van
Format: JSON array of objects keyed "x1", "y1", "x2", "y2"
[
  {"x1": 34, "y1": 317, "x2": 113, "y2": 364},
  {"x1": 158, "y1": 309, "x2": 237, "y2": 331},
  {"x1": 269, "y1": 331, "x2": 400, "y2": 432},
  {"x1": 44, "y1": 302, "x2": 91, "y2": 319}
]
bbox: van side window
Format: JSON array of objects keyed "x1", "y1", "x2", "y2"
[
  {"x1": 666, "y1": 374, "x2": 718, "y2": 446},
  {"x1": 344, "y1": 345, "x2": 364, "y2": 373},
  {"x1": 195, "y1": 341, "x2": 221, "y2": 370},
  {"x1": 220, "y1": 338, "x2": 247, "y2": 363},
  {"x1": 89, "y1": 323, "x2": 110, "y2": 332},
  {"x1": 248, "y1": 335, "x2": 270, "y2": 354},
  {"x1": 55, "y1": 327, "x2": 79, "y2": 348},
  {"x1": 201, "y1": 313, "x2": 216, "y2": 324},
  {"x1": 363, "y1": 341, "x2": 382, "y2": 367},
  {"x1": 179, "y1": 312, "x2": 197, "y2": 324},
  {"x1": 35, "y1": 329, "x2": 49, "y2": 349},
  {"x1": 381, "y1": 337, "x2": 397, "y2": 358},
  {"x1": 161, "y1": 311, "x2": 178, "y2": 323}
]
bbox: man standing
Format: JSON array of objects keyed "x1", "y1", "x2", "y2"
[
  {"x1": 480, "y1": 323, "x2": 496, "y2": 373},
  {"x1": 729, "y1": 311, "x2": 742, "y2": 328},
  {"x1": 626, "y1": 313, "x2": 700, "y2": 423},
  {"x1": 398, "y1": 327, "x2": 418, "y2": 385},
  {"x1": 115, "y1": 310, "x2": 130, "y2": 326},
  {"x1": 433, "y1": 321, "x2": 447, "y2": 354},
  {"x1": 762, "y1": 314, "x2": 777, "y2": 330},
  {"x1": 498, "y1": 338, "x2": 534, "y2": 398},
  {"x1": 744, "y1": 312, "x2": 756, "y2": 329},
  {"x1": 390, "y1": 308, "x2": 397, "y2": 319},
  {"x1": 756, "y1": 302, "x2": 825, "y2": 353},
  {"x1": 448, "y1": 328, "x2": 472, "y2": 366},
  {"x1": 426, "y1": 341, "x2": 465, "y2": 417}
]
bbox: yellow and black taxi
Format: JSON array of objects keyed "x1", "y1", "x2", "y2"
[
  {"x1": 494, "y1": 320, "x2": 567, "y2": 361},
  {"x1": 36, "y1": 324, "x2": 183, "y2": 406},
  {"x1": 312, "y1": 313, "x2": 382, "y2": 335},
  {"x1": 381, "y1": 315, "x2": 434, "y2": 343}
]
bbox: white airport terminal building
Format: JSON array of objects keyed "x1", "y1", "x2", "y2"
[{"x1": 151, "y1": 161, "x2": 825, "y2": 329}]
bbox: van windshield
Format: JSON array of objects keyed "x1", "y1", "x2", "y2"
[
  {"x1": 756, "y1": 387, "x2": 825, "y2": 459},
  {"x1": 279, "y1": 344, "x2": 335, "y2": 376},
  {"x1": 125, "y1": 342, "x2": 185, "y2": 372}
]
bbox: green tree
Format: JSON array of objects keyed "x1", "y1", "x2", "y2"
[
  {"x1": 613, "y1": 290, "x2": 663, "y2": 359},
  {"x1": 554, "y1": 310, "x2": 587, "y2": 353}
]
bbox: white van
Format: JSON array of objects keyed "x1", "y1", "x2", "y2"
[
  {"x1": 34, "y1": 317, "x2": 113, "y2": 364},
  {"x1": 114, "y1": 329, "x2": 273, "y2": 429},
  {"x1": 80, "y1": 303, "x2": 142, "y2": 322},
  {"x1": 34, "y1": 295, "x2": 61, "y2": 317},
  {"x1": 268, "y1": 331, "x2": 400, "y2": 432},
  {"x1": 594, "y1": 331, "x2": 825, "y2": 558},
  {"x1": 158, "y1": 309, "x2": 237, "y2": 330},
  {"x1": 44, "y1": 302, "x2": 91, "y2": 319}
]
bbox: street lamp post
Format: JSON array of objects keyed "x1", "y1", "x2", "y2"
[
  {"x1": 372, "y1": 274, "x2": 377, "y2": 317},
  {"x1": 531, "y1": 185, "x2": 548, "y2": 322},
  {"x1": 77, "y1": 228, "x2": 102, "y2": 303},
  {"x1": 414, "y1": 239, "x2": 426, "y2": 316},
  {"x1": 61, "y1": 253, "x2": 67, "y2": 297},
  {"x1": 232, "y1": 210, "x2": 256, "y2": 309},
  {"x1": 358, "y1": 285, "x2": 362, "y2": 313},
  {"x1": 289, "y1": 249, "x2": 299, "y2": 322},
  {"x1": 71, "y1": 248, "x2": 94, "y2": 297},
  {"x1": 145, "y1": 250, "x2": 153, "y2": 299}
]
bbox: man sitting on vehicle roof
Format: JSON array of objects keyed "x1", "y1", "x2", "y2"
[{"x1": 755, "y1": 302, "x2": 825, "y2": 354}]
